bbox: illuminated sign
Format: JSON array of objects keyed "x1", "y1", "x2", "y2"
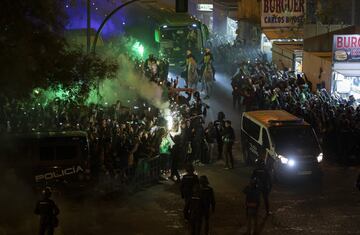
[
  {"x1": 333, "y1": 35, "x2": 360, "y2": 63},
  {"x1": 197, "y1": 4, "x2": 213, "y2": 12},
  {"x1": 261, "y1": 0, "x2": 306, "y2": 28}
]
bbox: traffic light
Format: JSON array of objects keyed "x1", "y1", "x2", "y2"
[{"x1": 176, "y1": 0, "x2": 188, "y2": 13}]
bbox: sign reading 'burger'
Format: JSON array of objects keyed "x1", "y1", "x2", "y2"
[
  {"x1": 261, "y1": 0, "x2": 306, "y2": 28},
  {"x1": 333, "y1": 35, "x2": 360, "y2": 63}
]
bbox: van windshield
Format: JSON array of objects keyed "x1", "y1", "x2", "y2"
[{"x1": 269, "y1": 126, "x2": 320, "y2": 156}]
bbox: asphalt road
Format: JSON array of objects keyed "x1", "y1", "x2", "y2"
[{"x1": 1, "y1": 72, "x2": 360, "y2": 235}]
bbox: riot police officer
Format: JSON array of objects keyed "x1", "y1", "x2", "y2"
[
  {"x1": 199, "y1": 175, "x2": 215, "y2": 235},
  {"x1": 181, "y1": 164, "x2": 199, "y2": 220},
  {"x1": 243, "y1": 178, "x2": 261, "y2": 235},
  {"x1": 251, "y1": 159, "x2": 272, "y2": 215},
  {"x1": 34, "y1": 187, "x2": 60, "y2": 235}
]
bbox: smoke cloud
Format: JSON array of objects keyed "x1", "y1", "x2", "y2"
[{"x1": 87, "y1": 53, "x2": 169, "y2": 110}]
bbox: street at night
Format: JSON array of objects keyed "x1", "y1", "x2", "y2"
[{"x1": 1, "y1": 0, "x2": 360, "y2": 235}]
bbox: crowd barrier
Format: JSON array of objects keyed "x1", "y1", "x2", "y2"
[{"x1": 131, "y1": 156, "x2": 162, "y2": 188}]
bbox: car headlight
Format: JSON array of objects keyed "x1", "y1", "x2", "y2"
[{"x1": 317, "y1": 153, "x2": 323, "y2": 163}]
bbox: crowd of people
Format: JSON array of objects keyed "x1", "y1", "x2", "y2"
[
  {"x1": 0, "y1": 53, "x2": 235, "y2": 188},
  {"x1": 231, "y1": 58, "x2": 360, "y2": 163}
]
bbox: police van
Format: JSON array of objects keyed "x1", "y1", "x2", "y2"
[
  {"x1": 1, "y1": 131, "x2": 91, "y2": 189},
  {"x1": 241, "y1": 110, "x2": 323, "y2": 179}
]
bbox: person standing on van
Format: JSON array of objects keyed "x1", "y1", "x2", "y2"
[
  {"x1": 251, "y1": 159, "x2": 272, "y2": 216},
  {"x1": 34, "y1": 187, "x2": 60, "y2": 235},
  {"x1": 181, "y1": 164, "x2": 199, "y2": 220},
  {"x1": 222, "y1": 120, "x2": 235, "y2": 169},
  {"x1": 243, "y1": 178, "x2": 261, "y2": 235}
]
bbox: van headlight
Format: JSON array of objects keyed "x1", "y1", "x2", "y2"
[
  {"x1": 279, "y1": 155, "x2": 295, "y2": 167},
  {"x1": 279, "y1": 155, "x2": 289, "y2": 164},
  {"x1": 317, "y1": 153, "x2": 323, "y2": 163}
]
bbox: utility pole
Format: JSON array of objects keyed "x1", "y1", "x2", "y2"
[
  {"x1": 87, "y1": 0, "x2": 91, "y2": 53},
  {"x1": 351, "y1": 0, "x2": 355, "y2": 25}
]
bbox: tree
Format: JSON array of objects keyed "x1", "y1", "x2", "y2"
[
  {"x1": 0, "y1": 0, "x2": 67, "y2": 97},
  {"x1": 0, "y1": 0, "x2": 118, "y2": 99}
]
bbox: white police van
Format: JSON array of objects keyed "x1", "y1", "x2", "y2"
[{"x1": 241, "y1": 110, "x2": 323, "y2": 179}]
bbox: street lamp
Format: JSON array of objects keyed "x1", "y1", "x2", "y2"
[{"x1": 92, "y1": 0, "x2": 140, "y2": 54}]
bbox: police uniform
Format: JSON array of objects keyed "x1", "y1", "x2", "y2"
[
  {"x1": 181, "y1": 172, "x2": 199, "y2": 220},
  {"x1": 243, "y1": 182, "x2": 260, "y2": 234},
  {"x1": 34, "y1": 198, "x2": 60, "y2": 235},
  {"x1": 200, "y1": 184, "x2": 215, "y2": 235},
  {"x1": 251, "y1": 164, "x2": 272, "y2": 215}
]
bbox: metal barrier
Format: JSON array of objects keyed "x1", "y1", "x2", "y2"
[
  {"x1": 96, "y1": 155, "x2": 164, "y2": 194},
  {"x1": 131, "y1": 156, "x2": 162, "y2": 189}
]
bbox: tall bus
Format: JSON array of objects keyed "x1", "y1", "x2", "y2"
[{"x1": 121, "y1": 2, "x2": 209, "y2": 66}]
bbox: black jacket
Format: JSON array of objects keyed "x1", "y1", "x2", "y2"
[
  {"x1": 34, "y1": 198, "x2": 59, "y2": 226},
  {"x1": 222, "y1": 126, "x2": 235, "y2": 143},
  {"x1": 180, "y1": 174, "x2": 199, "y2": 199},
  {"x1": 251, "y1": 167, "x2": 272, "y2": 192},
  {"x1": 200, "y1": 185, "x2": 215, "y2": 213}
]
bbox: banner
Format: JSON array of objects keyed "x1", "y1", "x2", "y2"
[
  {"x1": 333, "y1": 35, "x2": 360, "y2": 63},
  {"x1": 261, "y1": 0, "x2": 306, "y2": 28}
]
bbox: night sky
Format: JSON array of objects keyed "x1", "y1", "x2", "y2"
[{"x1": 64, "y1": 0, "x2": 127, "y2": 38}]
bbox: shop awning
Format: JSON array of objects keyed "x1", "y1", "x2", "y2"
[
  {"x1": 263, "y1": 29, "x2": 304, "y2": 41},
  {"x1": 334, "y1": 63, "x2": 360, "y2": 76}
]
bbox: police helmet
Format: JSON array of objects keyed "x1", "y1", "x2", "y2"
[
  {"x1": 42, "y1": 187, "x2": 52, "y2": 198},
  {"x1": 199, "y1": 175, "x2": 209, "y2": 186}
]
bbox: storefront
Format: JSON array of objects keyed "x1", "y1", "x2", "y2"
[
  {"x1": 272, "y1": 42, "x2": 303, "y2": 73},
  {"x1": 332, "y1": 34, "x2": 360, "y2": 101},
  {"x1": 213, "y1": 0, "x2": 238, "y2": 40},
  {"x1": 260, "y1": 0, "x2": 305, "y2": 64}
]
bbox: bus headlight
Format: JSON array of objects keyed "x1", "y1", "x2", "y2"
[{"x1": 317, "y1": 153, "x2": 323, "y2": 163}]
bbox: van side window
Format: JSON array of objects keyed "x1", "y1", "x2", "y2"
[
  {"x1": 40, "y1": 146, "x2": 55, "y2": 161},
  {"x1": 243, "y1": 116, "x2": 260, "y2": 140},
  {"x1": 262, "y1": 129, "x2": 270, "y2": 149},
  {"x1": 56, "y1": 146, "x2": 77, "y2": 160}
]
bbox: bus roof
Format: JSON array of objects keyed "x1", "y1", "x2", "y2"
[
  {"x1": 137, "y1": 2, "x2": 200, "y2": 26},
  {"x1": 244, "y1": 110, "x2": 309, "y2": 128}
]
